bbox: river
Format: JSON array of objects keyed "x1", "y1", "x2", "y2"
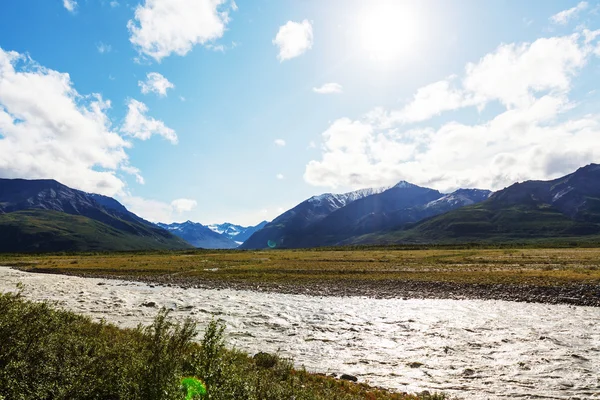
[{"x1": 0, "y1": 267, "x2": 598, "y2": 399}]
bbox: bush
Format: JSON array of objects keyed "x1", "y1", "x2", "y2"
[{"x1": 0, "y1": 292, "x2": 193, "y2": 400}]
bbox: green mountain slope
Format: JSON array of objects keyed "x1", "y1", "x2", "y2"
[{"x1": 0, "y1": 210, "x2": 191, "y2": 252}]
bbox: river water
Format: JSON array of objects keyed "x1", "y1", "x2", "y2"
[{"x1": 0, "y1": 267, "x2": 598, "y2": 399}]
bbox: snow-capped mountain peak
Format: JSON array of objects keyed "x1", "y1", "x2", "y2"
[
  {"x1": 308, "y1": 186, "x2": 390, "y2": 207},
  {"x1": 393, "y1": 180, "x2": 417, "y2": 189}
]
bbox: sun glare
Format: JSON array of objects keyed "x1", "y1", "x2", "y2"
[{"x1": 359, "y1": 2, "x2": 418, "y2": 63}]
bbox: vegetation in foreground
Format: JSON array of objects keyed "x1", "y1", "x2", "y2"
[
  {"x1": 0, "y1": 292, "x2": 443, "y2": 400},
  {"x1": 3, "y1": 247, "x2": 600, "y2": 288}
]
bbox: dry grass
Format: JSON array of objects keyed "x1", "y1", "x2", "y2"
[{"x1": 2, "y1": 247, "x2": 600, "y2": 287}]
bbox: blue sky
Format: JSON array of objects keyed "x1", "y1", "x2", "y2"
[{"x1": 1, "y1": 1, "x2": 600, "y2": 225}]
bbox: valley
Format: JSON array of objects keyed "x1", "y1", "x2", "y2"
[{"x1": 4, "y1": 247, "x2": 600, "y2": 306}]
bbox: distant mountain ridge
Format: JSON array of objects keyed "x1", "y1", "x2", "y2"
[
  {"x1": 0, "y1": 178, "x2": 191, "y2": 252},
  {"x1": 207, "y1": 221, "x2": 268, "y2": 243},
  {"x1": 156, "y1": 221, "x2": 239, "y2": 249},
  {"x1": 157, "y1": 220, "x2": 268, "y2": 248}
]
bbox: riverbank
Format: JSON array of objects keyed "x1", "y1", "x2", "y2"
[{"x1": 3, "y1": 247, "x2": 600, "y2": 306}]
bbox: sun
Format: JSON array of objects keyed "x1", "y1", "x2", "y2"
[{"x1": 359, "y1": 2, "x2": 418, "y2": 63}]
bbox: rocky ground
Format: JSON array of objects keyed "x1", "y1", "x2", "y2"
[{"x1": 24, "y1": 269, "x2": 600, "y2": 307}]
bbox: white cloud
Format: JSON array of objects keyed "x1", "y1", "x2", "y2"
[
  {"x1": 96, "y1": 42, "x2": 112, "y2": 54},
  {"x1": 372, "y1": 79, "x2": 480, "y2": 126},
  {"x1": 110, "y1": 1, "x2": 119, "y2": 7},
  {"x1": 63, "y1": 0, "x2": 77, "y2": 12},
  {"x1": 138, "y1": 72, "x2": 174, "y2": 97},
  {"x1": 121, "y1": 99, "x2": 177, "y2": 144},
  {"x1": 206, "y1": 44, "x2": 225, "y2": 52},
  {"x1": 313, "y1": 82, "x2": 343, "y2": 94},
  {"x1": 0, "y1": 47, "x2": 131, "y2": 196},
  {"x1": 308, "y1": 141, "x2": 316, "y2": 149},
  {"x1": 550, "y1": 1, "x2": 588, "y2": 25},
  {"x1": 119, "y1": 195, "x2": 196, "y2": 222},
  {"x1": 273, "y1": 20, "x2": 313, "y2": 62},
  {"x1": 121, "y1": 165, "x2": 145, "y2": 184},
  {"x1": 127, "y1": 0, "x2": 234, "y2": 62},
  {"x1": 304, "y1": 32, "x2": 600, "y2": 192},
  {"x1": 274, "y1": 139, "x2": 286, "y2": 147},
  {"x1": 276, "y1": 173, "x2": 284, "y2": 180},
  {"x1": 171, "y1": 198, "x2": 198, "y2": 213},
  {"x1": 369, "y1": 34, "x2": 588, "y2": 128},
  {"x1": 463, "y1": 35, "x2": 586, "y2": 109}
]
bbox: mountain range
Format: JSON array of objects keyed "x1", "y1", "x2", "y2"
[
  {"x1": 0, "y1": 178, "x2": 191, "y2": 252},
  {"x1": 363, "y1": 163, "x2": 600, "y2": 245},
  {"x1": 242, "y1": 164, "x2": 600, "y2": 248},
  {"x1": 1, "y1": 163, "x2": 599, "y2": 252},
  {"x1": 240, "y1": 182, "x2": 492, "y2": 249}
]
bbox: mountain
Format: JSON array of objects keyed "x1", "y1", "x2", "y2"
[
  {"x1": 156, "y1": 221, "x2": 239, "y2": 249},
  {"x1": 240, "y1": 182, "x2": 492, "y2": 249},
  {"x1": 239, "y1": 186, "x2": 391, "y2": 249},
  {"x1": 207, "y1": 221, "x2": 268, "y2": 243},
  {"x1": 360, "y1": 164, "x2": 600, "y2": 245},
  {"x1": 0, "y1": 178, "x2": 191, "y2": 252}
]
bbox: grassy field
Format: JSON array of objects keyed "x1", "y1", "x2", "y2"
[{"x1": 2, "y1": 247, "x2": 600, "y2": 288}]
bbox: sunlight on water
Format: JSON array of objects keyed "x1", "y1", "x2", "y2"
[{"x1": 1, "y1": 267, "x2": 598, "y2": 399}]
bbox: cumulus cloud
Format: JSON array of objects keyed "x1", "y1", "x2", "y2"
[
  {"x1": 170, "y1": 198, "x2": 198, "y2": 213},
  {"x1": 127, "y1": 0, "x2": 235, "y2": 62},
  {"x1": 276, "y1": 173, "x2": 284, "y2": 180},
  {"x1": 305, "y1": 31, "x2": 600, "y2": 192},
  {"x1": 313, "y1": 82, "x2": 343, "y2": 94},
  {"x1": 119, "y1": 195, "x2": 197, "y2": 222},
  {"x1": 550, "y1": 1, "x2": 588, "y2": 25},
  {"x1": 121, "y1": 99, "x2": 178, "y2": 144},
  {"x1": 273, "y1": 20, "x2": 313, "y2": 62},
  {"x1": 369, "y1": 34, "x2": 588, "y2": 129},
  {"x1": 463, "y1": 35, "x2": 586, "y2": 108},
  {"x1": 274, "y1": 139, "x2": 286, "y2": 147},
  {"x1": 0, "y1": 47, "x2": 130, "y2": 196},
  {"x1": 370, "y1": 79, "x2": 480, "y2": 127},
  {"x1": 138, "y1": 72, "x2": 174, "y2": 97},
  {"x1": 63, "y1": 0, "x2": 77, "y2": 12}
]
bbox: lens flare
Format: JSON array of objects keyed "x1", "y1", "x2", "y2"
[{"x1": 181, "y1": 377, "x2": 206, "y2": 399}]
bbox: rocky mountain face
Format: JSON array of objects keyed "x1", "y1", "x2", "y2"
[{"x1": 0, "y1": 178, "x2": 191, "y2": 252}]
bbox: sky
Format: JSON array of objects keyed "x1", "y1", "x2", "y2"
[{"x1": 1, "y1": 1, "x2": 600, "y2": 226}]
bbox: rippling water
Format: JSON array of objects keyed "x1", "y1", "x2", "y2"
[{"x1": 1, "y1": 267, "x2": 598, "y2": 399}]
